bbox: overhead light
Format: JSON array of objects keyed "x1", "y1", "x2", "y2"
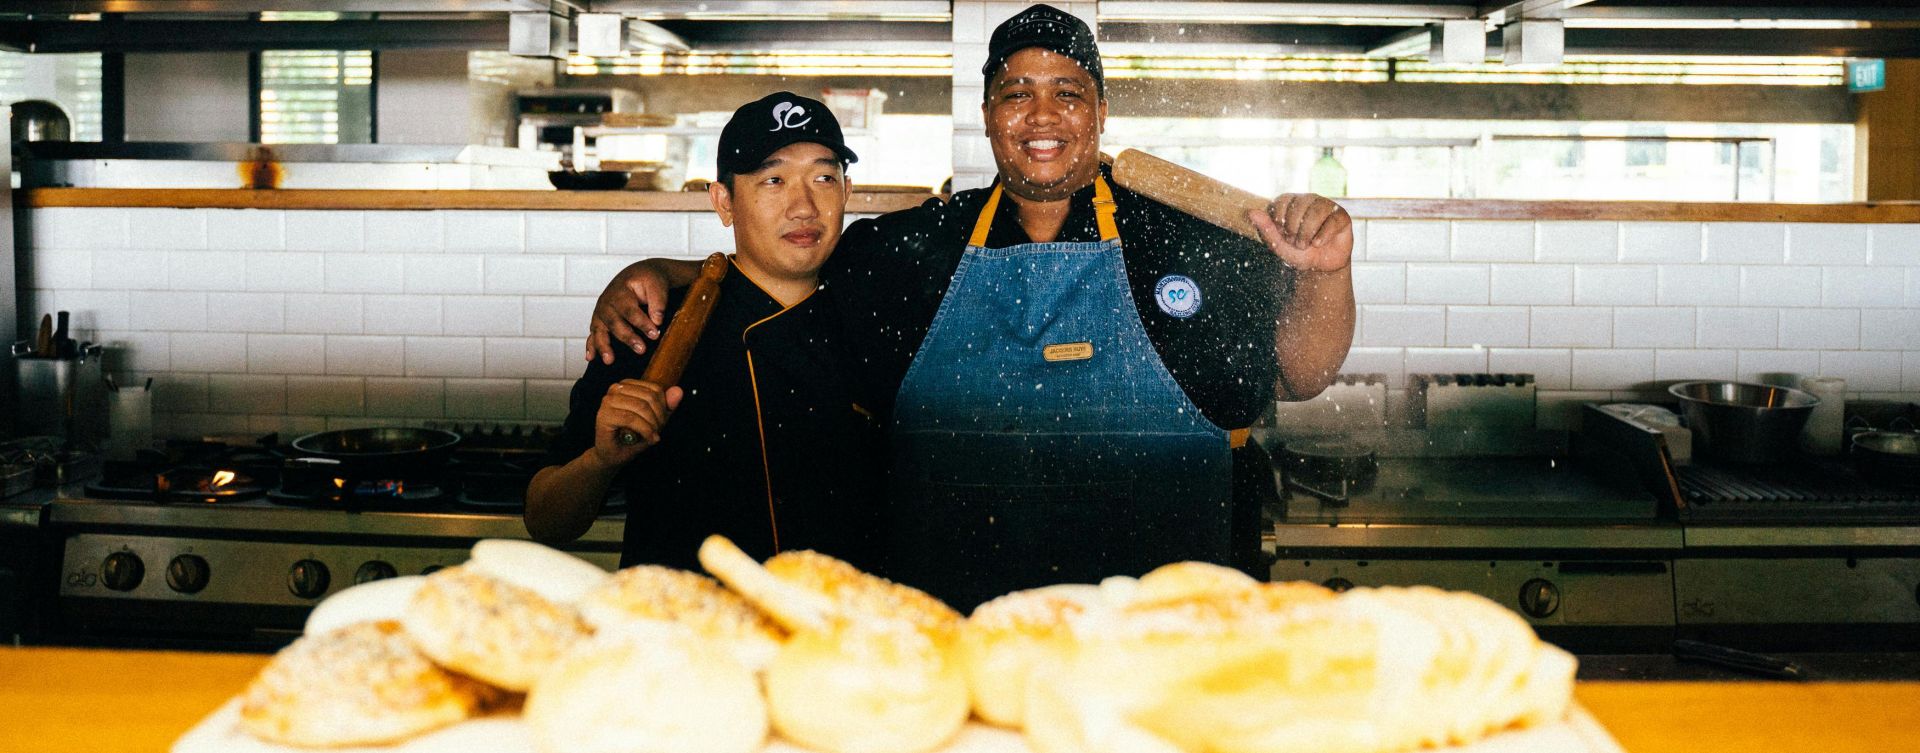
[
  {"x1": 1503, "y1": 20, "x2": 1563, "y2": 67},
  {"x1": 577, "y1": 13, "x2": 627, "y2": 58},
  {"x1": 509, "y1": 12, "x2": 570, "y2": 59},
  {"x1": 1431, "y1": 20, "x2": 1487, "y2": 63},
  {"x1": 1563, "y1": 18, "x2": 1866, "y2": 30}
]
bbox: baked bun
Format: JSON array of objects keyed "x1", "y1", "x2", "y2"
[
  {"x1": 467, "y1": 538, "x2": 609, "y2": 605},
  {"x1": 303, "y1": 575, "x2": 425, "y2": 636},
  {"x1": 577, "y1": 564, "x2": 786, "y2": 671},
  {"x1": 525, "y1": 628, "x2": 767, "y2": 753},
  {"x1": 1024, "y1": 581, "x2": 1575, "y2": 753},
  {"x1": 1130, "y1": 561, "x2": 1257, "y2": 606},
  {"x1": 698, "y1": 535, "x2": 960, "y2": 634},
  {"x1": 239, "y1": 620, "x2": 505, "y2": 747},
  {"x1": 764, "y1": 618, "x2": 970, "y2": 753},
  {"x1": 402, "y1": 564, "x2": 590, "y2": 692},
  {"x1": 959, "y1": 584, "x2": 1103, "y2": 728}
]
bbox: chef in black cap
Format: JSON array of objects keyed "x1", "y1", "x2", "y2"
[
  {"x1": 584, "y1": 5, "x2": 1356, "y2": 609},
  {"x1": 527, "y1": 92, "x2": 885, "y2": 570}
]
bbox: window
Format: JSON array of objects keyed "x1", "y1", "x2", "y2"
[
  {"x1": 257, "y1": 50, "x2": 374, "y2": 144},
  {"x1": 1102, "y1": 118, "x2": 1852, "y2": 202},
  {"x1": 0, "y1": 52, "x2": 103, "y2": 141},
  {"x1": 1624, "y1": 125, "x2": 1666, "y2": 168}
]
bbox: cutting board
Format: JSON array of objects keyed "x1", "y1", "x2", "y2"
[{"x1": 175, "y1": 699, "x2": 1625, "y2": 753}]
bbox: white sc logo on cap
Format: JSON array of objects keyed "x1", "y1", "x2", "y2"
[{"x1": 770, "y1": 101, "x2": 812, "y2": 131}]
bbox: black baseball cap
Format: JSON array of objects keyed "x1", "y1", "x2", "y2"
[
  {"x1": 983, "y1": 4, "x2": 1104, "y2": 93},
  {"x1": 715, "y1": 92, "x2": 858, "y2": 179}
]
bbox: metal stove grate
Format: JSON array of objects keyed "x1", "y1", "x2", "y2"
[{"x1": 1677, "y1": 460, "x2": 1920, "y2": 521}]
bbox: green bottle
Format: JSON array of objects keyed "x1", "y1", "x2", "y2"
[{"x1": 1309, "y1": 147, "x2": 1347, "y2": 198}]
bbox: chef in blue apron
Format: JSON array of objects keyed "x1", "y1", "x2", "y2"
[{"x1": 581, "y1": 5, "x2": 1357, "y2": 610}]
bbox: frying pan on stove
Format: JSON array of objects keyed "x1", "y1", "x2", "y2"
[
  {"x1": 289, "y1": 427, "x2": 462, "y2": 478},
  {"x1": 1280, "y1": 441, "x2": 1377, "y2": 506}
]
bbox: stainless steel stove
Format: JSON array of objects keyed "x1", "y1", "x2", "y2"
[
  {"x1": 1262, "y1": 387, "x2": 1920, "y2": 652},
  {"x1": 38, "y1": 429, "x2": 623, "y2": 649}
]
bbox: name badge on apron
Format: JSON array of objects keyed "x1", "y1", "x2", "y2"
[{"x1": 1042, "y1": 342, "x2": 1094, "y2": 362}]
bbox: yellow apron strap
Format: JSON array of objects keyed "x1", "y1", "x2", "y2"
[
  {"x1": 968, "y1": 178, "x2": 1119, "y2": 248},
  {"x1": 1228, "y1": 428, "x2": 1251, "y2": 449},
  {"x1": 1092, "y1": 176, "x2": 1120, "y2": 242},
  {"x1": 967, "y1": 184, "x2": 1004, "y2": 248}
]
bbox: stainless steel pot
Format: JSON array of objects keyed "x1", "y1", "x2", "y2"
[
  {"x1": 1851, "y1": 431, "x2": 1920, "y2": 489},
  {"x1": 10, "y1": 100, "x2": 70, "y2": 143},
  {"x1": 1667, "y1": 381, "x2": 1819, "y2": 464}
]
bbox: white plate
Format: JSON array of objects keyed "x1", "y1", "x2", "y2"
[{"x1": 174, "y1": 698, "x2": 1624, "y2": 753}]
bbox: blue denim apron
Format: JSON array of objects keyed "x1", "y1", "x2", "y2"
[{"x1": 887, "y1": 177, "x2": 1233, "y2": 610}]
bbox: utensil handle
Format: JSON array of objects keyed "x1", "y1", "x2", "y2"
[
  {"x1": 1111, "y1": 148, "x2": 1271, "y2": 244},
  {"x1": 1673, "y1": 639, "x2": 1804, "y2": 680},
  {"x1": 616, "y1": 252, "x2": 729, "y2": 446}
]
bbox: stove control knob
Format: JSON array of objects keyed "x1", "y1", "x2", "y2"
[
  {"x1": 102, "y1": 552, "x2": 145, "y2": 592},
  {"x1": 288, "y1": 560, "x2": 331, "y2": 599},
  {"x1": 166, "y1": 555, "x2": 211, "y2": 594},
  {"x1": 1518, "y1": 578, "x2": 1560, "y2": 619},
  {"x1": 355, "y1": 561, "x2": 398, "y2": 584},
  {"x1": 1321, "y1": 577, "x2": 1355, "y2": 593}
]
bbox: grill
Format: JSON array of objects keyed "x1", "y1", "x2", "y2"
[{"x1": 1677, "y1": 460, "x2": 1920, "y2": 522}]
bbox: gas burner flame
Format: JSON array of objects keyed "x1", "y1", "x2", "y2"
[{"x1": 210, "y1": 470, "x2": 237, "y2": 489}]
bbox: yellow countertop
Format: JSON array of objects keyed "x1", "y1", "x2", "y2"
[{"x1": 3, "y1": 645, "x2": 1917, "y2": 753}]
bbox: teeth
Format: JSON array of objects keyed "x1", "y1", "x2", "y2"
[{"x1": 1026, "y1": 140, "x2": 1062, "y2": 149}]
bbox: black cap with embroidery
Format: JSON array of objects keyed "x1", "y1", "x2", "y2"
[
  {"x1": 715, "y1": 91, "x2": 859, "y2": 179},
  {"x1": 983, "y1": 4, "x2": 1104, "y2": 93}
]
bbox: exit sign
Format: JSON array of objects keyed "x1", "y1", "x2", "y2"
[{"x1": 1847, "y1": 59, "x2": 1886, "y2": 93}]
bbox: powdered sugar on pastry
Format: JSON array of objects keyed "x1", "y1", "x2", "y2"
[
  {"x1": 239, "y1": 620, "x2": 505, "y2": 748},
  {"x1": 402, "y1": 565, "x2": 590, "y2": 692},
  {"x1": 577, "y1": 565, "x2": 785, "y2": 671}
]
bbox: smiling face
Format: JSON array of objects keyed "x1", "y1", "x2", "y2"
[
  {"x1": 710, "y1": 141, "x2": 850, "y2": 285},
  {"x1": 983, "y1": 47, "x2": 1107, "y2": 204}
]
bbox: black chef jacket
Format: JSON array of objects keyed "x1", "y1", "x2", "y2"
[
  {"x1": 823, "y1": 164, "x2": 1292, "y2": 575},
  {"x1": 544, "y1": 259, "x2": 886, "y2": 571}
]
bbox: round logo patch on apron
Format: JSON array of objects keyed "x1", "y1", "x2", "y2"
[{"x1": 1154, "y1": 274, "x2": 1202, "y2": 318}]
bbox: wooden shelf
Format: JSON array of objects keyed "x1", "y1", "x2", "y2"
[
  {"x1": 20, "y1": 189, "x2": 1920, "y2": 222},
  {"x1": 19, "y1": 188, "x2": 934, "y2": 214}
]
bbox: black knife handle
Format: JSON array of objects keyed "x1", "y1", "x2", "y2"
[{"x1": 1673, "y1": 639, "x2": 1804, "y2": 680}]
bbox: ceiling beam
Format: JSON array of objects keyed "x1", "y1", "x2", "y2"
[
  {"x1": 1565, "y1": 3, "x2": 1920, "y2": 22},
  {"x1": 1478, "y1": 0, "x2": 1600, "y2": 24},
  {"x1": 1366, "y1": 25, "x2": 1437, "y2": 57},
  {"x1": 652, "y1": 19, "x2": 946, "y2": 45},
  {"x1": 584, "y1": 1, "x2": 948, "y2": 21},
  {"x1": 10, "y1": 19, "x2": 507, "y2": 53},
  {"x1": 1100, "y1": 2, "x2": 1475, "y2": 23},
  {"x1": 1560, "y1": 26, "x2": 1920, "y2": 58},
  {"x1": 3, "y1": 1, "x2": 538, "y2": 12}
]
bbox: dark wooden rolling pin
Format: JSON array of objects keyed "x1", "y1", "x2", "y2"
[
  {"x1": 1111, "y1": 148, "x2": 1273, "y2": 243},
  {"x1": 615, "y1": 252, "x2": 729, "y2": 446}
]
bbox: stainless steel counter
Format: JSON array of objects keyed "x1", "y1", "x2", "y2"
[{"x1": 47, "y1": 493, "x2": 622, "y2": 544}]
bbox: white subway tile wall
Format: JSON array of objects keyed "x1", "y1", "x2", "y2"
[
  {"x1": 24, "y1": 209, "x2": 1920, "y2": 436},
  {"x1": 1703, "y1": 223, "x2": 1786, "y2": 265},
  {"x1": 1535, "y1": 222, "x2": 1618, "y2": 263}
]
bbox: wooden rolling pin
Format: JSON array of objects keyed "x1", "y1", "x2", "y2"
[
  {"x1": 1111, "y1": 148, "x2": 1272, "y2": 243},
  {"x1": 615, "y1": 252, "x2": 729, "y2": 446}
]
